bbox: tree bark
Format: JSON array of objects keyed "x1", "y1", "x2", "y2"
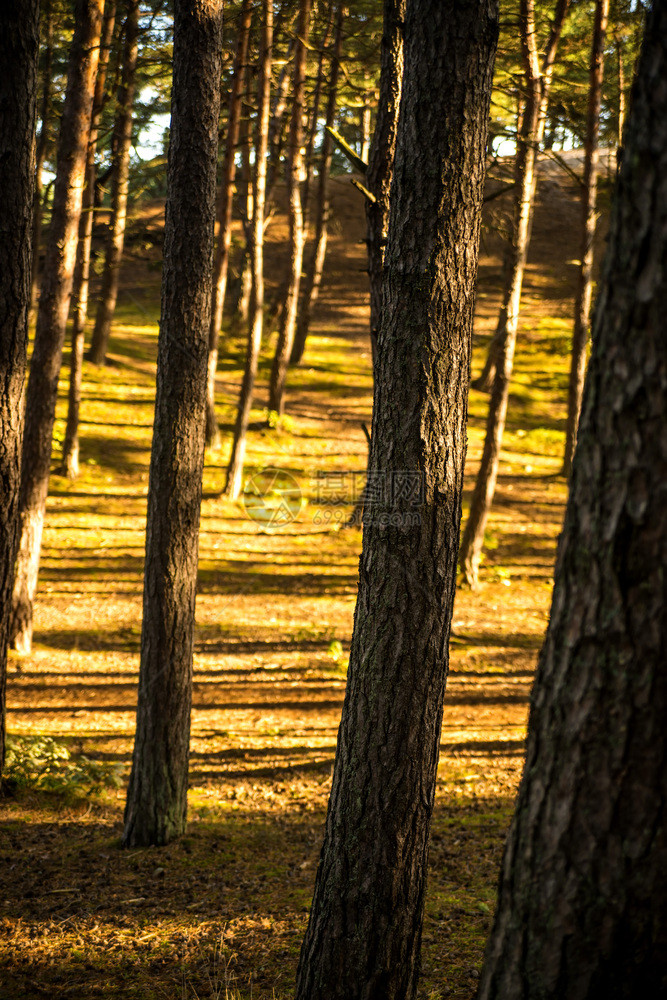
[
  {"x1": 294, "y1": 1, "x2": 498, "y2": 996},
  {"x1": 88, "y1": 0, "x2": 139, "y2": 366},
  {"x1": 562, "y1": 0, "x2": 609, "y2": 476},
  {"x1": 365, "y1": 0, "x2": 405, "y2": 369},
  {"x1": 268, "y1": 0, "x2": 312, "y2": 416},
  {"x1": 478, "y1": 5, "x2": 667, "y2": 995},
  {"x1": 458, "y1": 0, "x2": 570, "y2": 588},
  {"x1": 62, "y1": 0, "x2": 118, "y2": 479},
  {"x1": 472, "y1": 0, "x2": 569, "y2": 394},
  {"x1": 223, "y1": 0, "x2": 273, "y2": 501},
  {"x1": 30, "y1": 0, "x2": 53, "y2": 309},
  {"x1": 301, "y1": 0, "x2": 334, "y2": 229},
  {"x1": 122, "y1": 0, "x2": 224, "y2": 849},
  {"x1": 205, "y1": 0, "x2": 253, "y2": 450},
  {"x1": 9, "y1": 0, "x2": 105, "y2": 655},
  {"x1": 0, "y1": 0, "x2": 39, "y2": 775},
  {"x1": 290, "y1": 0, "x2": 344, "y2": 366}
]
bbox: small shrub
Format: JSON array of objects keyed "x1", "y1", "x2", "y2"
[{"x1": 3, "y1": 734, "x2": 122, "y2": 797}]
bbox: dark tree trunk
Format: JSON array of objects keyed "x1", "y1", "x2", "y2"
[
  {"x1": 0, "y1": 0, "x2": 39, "y2": 775},
  {"x1": 224, "y1": 0, "x2": 273, "y2": 501},
  {"x1": 62, "y1": 0, "x2": 117, "y2": 479},
  {"x1": 562, "y1": 0, "x2": 609, "y2": 476},
  {"x1": 205, "y1": 0, "x2": 252, "y2": 450},
  {"x1": 478, "y1": 6, "x2": 667, "y2": 996},
  {"x1": 471, "y1": 0, "x2": 570, "y2": 395},
  {"x1": 122, "y1": 0, "x2": 224, "y2": 849},
  {"x1": 30, "y1": 0, "x2": 53, "y2": 308},
  {"x1": 459, "y1": 0, "x2": 570, "y2": 588},
  {"x1": 88, "y1": 0, "x2": 139, "y2": 366},
  {"x1": 235, "y1": 101, "x2": 253, "y2": 325},
  {"x1": 9, "y1": 0, "x2": 104, "y2": 656},
  {"x1": 294, "y1": 1, "x2": 498, "y2": 997},
  {"x1": 301, "y1": 0, "x2": 334, "y2": 228},
  {"x1": 268, "y1": 0, "x2": 312, "y2": 416},
  {"x1": 365, "y1": 0, "x2": 405, "y2": 368},
  {"x1": 290, "y1": 0, "x2": 344, "y2": 366}
]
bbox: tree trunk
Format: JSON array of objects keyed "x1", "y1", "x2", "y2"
[
  {"x1": 562, "y1": 0, "x2": 609, "y2": 476},
  {"x1": 472, "y1": 0, "x2": 570, "y2": 395},
  {"x1": 294, "y1": 1, "x2": 498, "y2": 996},
  {"x1": 268, "y1": 0, "x2": 312, "y2": 416},
  {"x1": 62, "y1": 0, "x2": 117, "y2": 479},
  {"x1": 30, "y1": 0, "x2": 53, "y2": 309},
  {"x1": 616, "y1": 27, "x2": 625, "y2": 147},
  {"x1": 478, "y1": 6, "x2": 667, "y2": 995},
  {"x1": 0, "y1": 0, "x2": 39, "y2": 775},
  {"x1": 88, "y1": 0, "x2": 139, "y2": 366},
  {"x1": 459, "y1": 0, "x2": 570, "y2": 588},
  {"x1": 205, "y1": 0, "x2": 253, "y2": 450},
  {"x1": 365, "y1": 0, "x2": 405, "y2": 368},
  {"x1": 290, "y1": 0, "x2": 344, "y2": 366},
  {"x1": 301, "y1": 1, "x2": 334, "y2": 229},
  {"x1": 235, "y1": 101, "x2": 253, "y2": 326},
  {"x1": 122, "y1": 0, "x2": 224, "y2": 849},
  {"x1": 9, "y1": 0, "x2": 104, "y2": 656},
  {"x1": 223, "y1": 0, "x2": 273, "y2": 501}
]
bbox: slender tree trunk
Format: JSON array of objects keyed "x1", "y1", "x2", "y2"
[
  {"x1": 30, "y1": 0, "x2": 53, "y2": 309},
  {"x1": 0, "y1": 0, "x2": 39, "y2": 774},
  {"x1": 205, "y1": 0, "x2": 253, "y2": 450},
  {"x1": 235, "y1": 105, "x2": 253, "y2": 325},
  {"x1": 62, "y1": 0, "x2": 117, "y2": 479},
  {"x1": 265, "y1": 36, "x2": 295, "y2": 207},
  {"x1": 360, "y1": 87, "x2": 372, "y2": 163},
  {"x1": 122, "y1": 0, "x2": 224, "y2": 849},
  {"x1": 268, "y1": 0, "x2": 312, "y2": 416},
  {"x1": 223, "y1": 0, "x2": 273, "y2": 501},
  {"x1": 301, "y1": 0, "x2": 334, "y2": 228},
  {"x1": 615, "y1": 26, "x2": 625, "y2": 148},
  {"x1": 294, "y1": 1, "x2": 498, "y2": 996},
  {"x1": 9, "y1": 0, "x2": 104, "y2": 656},
  {"x1": 459, "y1": 0, "x2": 570, "y2": 588},
  {"x1": 472, "y1": 0, "x2": 569, "y2": 394},
  {"x1": 88, "y1": 0, "x2": 139, "y2": 365},
  {"x1": 365, "y1": 0, "x2": 405, "y2": 368},
  {"x1": 479, "y1": 7, "x2": 667, "y2": 995},
  {"x1": 290, "y1": 1, "x2": 344, "y2": 366},
  {"x1": 562, "y1": 0, "x2": 609, "y2": 476}
]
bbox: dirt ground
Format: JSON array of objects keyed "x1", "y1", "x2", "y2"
[{"x1": 0, "y1": 158, "x2": 597, "y2": 998}]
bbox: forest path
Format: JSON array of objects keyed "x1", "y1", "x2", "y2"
[{"x1": 1, "y1": 160, "x2": 589, "y2": 999}]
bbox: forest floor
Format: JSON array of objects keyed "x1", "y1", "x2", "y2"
[{"x1": 0, "y1": 157, "x2": 610, "y2": 999}]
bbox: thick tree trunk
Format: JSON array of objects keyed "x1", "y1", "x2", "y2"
[
  {"x1": 268, "y1": 0, "x2": 312, "y2": 416},
  {"x1": 294, "y1": 1, "x2": 498, "y2": 997},
  {"x1": 562, "y1": 0, "x2": 609, "y2": 476},
  {"x1": 478, "y1": 6, "x2": 667, "y2": 996},
  {"x1": 30, "y1": 0, "x2": 53, "y2": 309},
  {"x1": 459, "y1": 0, "x2": 570, "y2": 588},
  {"x1": 224, "y1": 0, "x2": 273, "y2": 501},
  {"x1": 9, "y1": 0, "x2": 104, "y2": 655},
  {"x1": 290, "y1": 0, "x2": 344, "y2": 366},
  {"x1": 0, "y1": 0, "x2": 39, "y2": 775},
  {"x1": 88, "y1": 0, "x2": 139, "y2": 366},
  {"x1": 62, "y1": 0, "x2": 117, "y2": 479},
  {"x1": 122, "y1": 0, "x2": 224, "y2": 849},
  {"x1": 205, "y1": 0, "x2": 252, "y2": 450},
  {"x1": 365, "y1": 0, "x2": 405, "y2": 368},
  {"x1": 472, "y1": 0, "x2": 570, "y2": 395}
]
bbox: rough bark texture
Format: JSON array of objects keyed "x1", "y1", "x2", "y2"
[
  {"x1": 290, "y1": 0, "x2": 344, "y2": 366},
  {"x1": 224, "y1": 0, "x2": 272, "y2": 501},
  {"x1": 9, "y1": 0, "x2": 104, "y2": 655},
  {"x1": 63, "y1": 0, "x2": 117, "y2": 479},
  {"x1": 478, "y1": 5, "x2": 667, "y2": 996},
  {"x1": 365, "y1": 0, "x2": 405, "y2": 368},
  {"x1": 0, "y1": 0, "x2": 39, "y2": 774},
  {"x1": 294, "y1": 1, "x2": 498, "y2": 997},
  {"x1": 562, "y1": 0, "x2": 609, "y2": 476},
  {"x1": 268, "y1": 0, "x2": 312, "y2": 416},
  {"x1": 88, "y1": 0, "x2": 139, "y2": 365},
  {"x1": 459, "y1": 0, "x2": 569, "y2": 587},
  {"x1": 205, "y1": 0, "x2": 252, "y2": 449},
  {"x1": 30, "y1": 0, "x2": 53, "y2": 308},
  {"x1": 122, "y1": 0, "x2": 224, "y2": 849}
]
